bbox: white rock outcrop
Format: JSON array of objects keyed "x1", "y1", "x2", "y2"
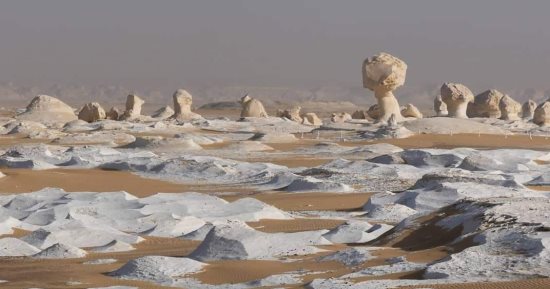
[
  {"x1": 434, "y1": 95, "x2": 448, "y2": 116},
  {"x1": 440, "y1": 83, "x2": 474, "y2": 118},
  {"x1": 498, "y1": 95, "x2": 521, "y2": 120},
  {"x1": 522, "y1": 99, "x2": 536, "y2": 119},
  {"x1": 279, "y1": 106, "x2": 303, "y2": 123},
  {"x1": 17, "y1": 95, "x2": 77, "y2": 124},
  {"x1": 330, "y1": 112, "x2": 352, "y2": 123},
  {"x1": 401, "y1": 103, "x2": 423, "y2": 119},
  {"x1": 362, "y1": 53, "x2": 407, "y2": 123},
  {"x1": 106, "y1": 107, "x2": 122, "y2": 120},
  {"x1": 533, "y1": 101, "x2": 550, "y2": 126},
  {"x1": 171, "y1": 89, "x2": 202, "y2": 120},
  {"x1": 121, "y1": 94, "x2": 145, "y2": 120},
  {"x1": 78, "y1": 102, "x2": 106, "y2": 123},
  {"x1": 151, "y1": 106, "x2": 174, "y2": 120},
  {"x1": 469, "y1": 89, "x2": 504, "y2": 118},
  {"x1": 240, "y1": 94, "x2": 268, "y2": 118},
  {"x1": 302, "y1": 112, "x2": 323, "y2": 126}
]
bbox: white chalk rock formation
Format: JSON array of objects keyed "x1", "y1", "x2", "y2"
[
  {"x1": 171, "y1": 89, "x2": 202, "y2": 120},
  {"x1": 111, "y1": 256, "x2": 206, "y2": 283},
  {"x1": 279, "y1": 106, "x2": 303, "y2": 123},
  {"x1": 498, "y1": 95, "x2": 521, "y2": 120},
  {"x1": 330, "y1": 112, "x2": 352, "y2": 123},
  {"x1": 434, "y1": 95, "x2": 448, "y2": 116},
  {"x1": 33, "y1": 243, "x2": 87, "y2": 259},
  {"x1": 367, "y1": 104, "x2": 381, "y2": 119},
  {"x1": 240, "y1": 94, "x2": 268, "y2": 118},
  {"x1": 121, "y1": 94, "x2": 145, "y2": 120},
  {"x1": 440, "y1": 83, "x2": 474, "y2": 118},
  {"x1": 469, "y1": 89, "x2": 504, "y2": 118},
  {"x1": 106, "y1": 107, "x2": 122, "y2": 120},
  {"x1": 78, "y1": 102, "x2": 106, "y2": 123},
  {"x1": 0, "y1": 238, "x2": 41, "y2": 257},
  {"x1": 151, "y1": 106, "x2": 174, "y2": 120},
  {"x1": 17, "y1": 95, "x2": 77, "y2": 124},
  {"x1": 522, "y1": 99, "x2": 537, "y2": 119},
  {"x1": 533, "y1": 101, "x2": 550, "y2": 126},
  {"x1": 322, "y1": 220, "x2": 393, "y2": 244},
  {"x1": 302, "y1": 112, "x2": 323, "y2": 126},
  {"x1": 189, "y1": 221, "x2": 330, "y2": 260},
  {"x1": 362, "y1": 52, "x2": 407, "y2": 122},
  {"x1": 401, "y1": 103, "x2": 423, "y2": 119}
]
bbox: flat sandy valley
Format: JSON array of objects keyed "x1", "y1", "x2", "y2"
[{"x1": 1, "y1": 104, "x2": 550, "y2": 289}]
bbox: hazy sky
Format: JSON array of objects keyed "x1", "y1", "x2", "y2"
[{"x1": 1, "y1": 0, "x2": 550, "y2": 90}]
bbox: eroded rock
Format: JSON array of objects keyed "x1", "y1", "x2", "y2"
[{"x1": 440, "y1": 83, "x2": 474, "y2": 118}]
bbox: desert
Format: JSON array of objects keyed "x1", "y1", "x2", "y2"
[{"x1": 2, "y1": 2, "x2": 550, "y2": 289}]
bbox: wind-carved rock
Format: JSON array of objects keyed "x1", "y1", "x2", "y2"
[
  {"x1": 434, "y1": 95, "x2": 448, "y2": 116},
  {"x1": 78, "y1": 102, "x2": 106, "y2": 122},
  {"x1": 440, "y1": 83, "x2": 474, "y2": 118},
  {"x1": 106, "y1": 107, "x2": 122, "y2": 120},
  {"x1": 17, "y1": 95, "x2": 77, "y2": 124},
  {"x1": 302, "y1": 112, "x2": 322, "y2": 126},
  {"x1": 362, "y1": 53, "x2": 407, "y2": 123},
  {"x1": 121, "y1": 94, "x2": 145, "y2": 120},
  {"x1": 240, "y1": 94, "x2": 268, "y2": 118},
  {"x1": 331, "y1": 112, "x2": 352, "y2": 123},
  {"x1": 533, "y1": 101, "x2": 550, "y2": 126},
  {"x1": 171, "y1": 89, "x2": 202, "y2": 120},
  {"x1": 469, "y1": 89, "x2": 504, "y2": 118},
  {"x1": 279, "y1": 106, "x2": 303, "y2": 123},
  {"x1": 152, "y1": 106, "x2": 175, "y2": 120},
  {"x1": 522, "y1": 99, "x2": 536, "y2": 119},
  {"x1": 498, "y1": 95, "x2": 521, "y2": 121},
  {"x1": 401, "y1": 103, "x2": 423, "y2": 119}
]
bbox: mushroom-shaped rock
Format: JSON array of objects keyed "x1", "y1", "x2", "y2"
[
  {"x1": 522, "y1": 99, "x2": 537, "y2": 119},
  {"x1": 498, "y1": 95, "x2": 521, "y2": 121},
  {"x1": 106, "y1": 107, "x2": 122, "y2": 120},
  {"x1": 78, "y1": 102, "x2": 106, "y2": 123},
  {"x1": 434, "y1": 95, "x2": 448, "y2": 116},
  {"x1": 330, "y1": 112, "x2": 352, "y2": 123},
  {"x1": 172, "y1": 89, "x2": 202, "y2": 120},
  {"x1": 17, "y1": 95, "x2": 77, "y2": 124},
  {"x1": 302, "y1": 112, "x2": 322, "y2": 126},
  {"x1": 533, "y1": 102, "x2": 550, "y2": 126},
  {"x1": 362, "y1": 53, "x2": 407, "y2": 122},
  {"x1": 240, "y1": 94, "x2": 268, "y2": 118},
  {"x1": 367, "y1": 104, "x2": 381, "y2": 119},
  {"x1": 440, "y1": 83, "x2": 474, "y2": 118},
  {"x1": 401, "y1": 103, "x2": 423, "y2": 119},
  {"x1": 121, "y1": 94, "x2": 145, "y2": 120},
  {"x1": 469, "y1": 89, "x2": 505, "y2": 118},
  {"x1": 279, "y1": 106, "x2": 303, "y2": 123}
]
